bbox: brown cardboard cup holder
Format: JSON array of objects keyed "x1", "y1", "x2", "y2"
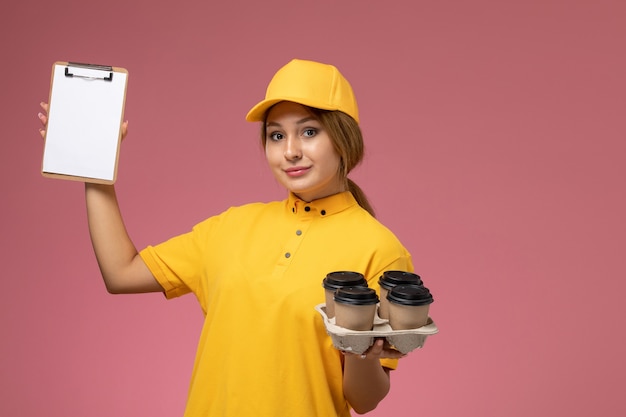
[{"x1": 315, "y1": 303, "x2": 438, "y2": 355}]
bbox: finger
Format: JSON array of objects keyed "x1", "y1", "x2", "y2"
[
  {"x1": 341, "y1": 350, "x2": 371, "y2": 360},
  {"x1": 369, "y1": 339, "x2": 385, "y2": 356},
  {"x1": 38, "y1": 111, "x2": 47, "y2": 126},
  {"x1": 121, "y1": 120, "x2": 128, "y2": 140},
  {"x1": 356, "y1": 339, "x2": 385, "y2": 360},
  {"x1": 380, "y1": 346, "x2": 407, "y2": 359},
  {"x1": 38, "y1": 104, "x2": 48, "y2": 139},
  {"x1": 38, "y1": 112, "x2": 47, "y2": 140},
  {"x1": 38, "y1": 102, "x2": 48, "y2": 126}
]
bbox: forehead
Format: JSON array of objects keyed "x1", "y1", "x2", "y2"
[{"x1": 265, "y1": 101, "x2": 318, "y2": 124}]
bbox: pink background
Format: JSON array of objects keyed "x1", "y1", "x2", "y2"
[{"x1": 1, "y1": 1, "x2": 625, "y2": 416}]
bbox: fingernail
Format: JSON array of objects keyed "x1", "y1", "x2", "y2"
[{"x1": 38, "y1": 112, "x2": 43, "y2": 118}]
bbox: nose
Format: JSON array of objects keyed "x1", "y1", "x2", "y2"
[{"x1": 283, "y1": 136, "x2": 302, "y2": 160}]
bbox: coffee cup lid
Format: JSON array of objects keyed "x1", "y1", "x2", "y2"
[
  {"x1": 323, "y1": 271, "x2": 368, "y2": 290},
  {"x1": 378, "y1": 270, "x2": 423, "y2": 290},
  {"x1": 387, "y1": 284, "x2": 434, "y2": 306},
  {"x1": 334, "y1": 286, "x2": 379, "y2": 305}
]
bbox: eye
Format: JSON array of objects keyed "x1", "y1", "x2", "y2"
[
  {"x1": 267, "y1": 131, "x2": 284, "y2": 141},
  {"x1": 303, "y1": 128, "x2": 317, "y2": 138}
]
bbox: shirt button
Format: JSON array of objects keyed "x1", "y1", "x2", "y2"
[
  {"x1": 304, "y1": 206, "x2": 311, "y2": 212},
  {"x1": 296, "y1": 230, "x2": 302, "y2": 236},
  {"x1": 285, "y1": 252, "x2": 291, "y2": 258},
  {"x1": 320, "y1": 210, "x2": 326, "y2": 215}
]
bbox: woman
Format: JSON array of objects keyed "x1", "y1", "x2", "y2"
[{"x1": 38, "y1": 59, "x2": 414, "y2": 416}]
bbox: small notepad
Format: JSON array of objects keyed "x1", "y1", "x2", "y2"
[{"x1": 42, "y1": 62, "x2": 128, "y2": 183}]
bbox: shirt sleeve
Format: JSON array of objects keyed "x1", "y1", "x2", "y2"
[
  {"x1": 138, "y1": 212, "x2": 225, "y2": 301},
  {"x1": 140, "y1": 244, "x2": 193, "y2": 299}
]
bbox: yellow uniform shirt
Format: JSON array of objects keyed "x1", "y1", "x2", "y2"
[{"x1": 140, "y1": 191, "x2": 413, "y2": 417}]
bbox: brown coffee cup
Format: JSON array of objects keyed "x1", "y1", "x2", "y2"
[
  {"x1": 378, "y1": 271, "x2": 423, "y2": 320},
  {"x1": 322, "y1": 271, "x2": 368, "y2": 318},
  {"x1": 334, "y1": 286, "x2": 379, "y2": 331},
  {"x1": 387, "y1": 284, "x2": 434, "y2": 330}
]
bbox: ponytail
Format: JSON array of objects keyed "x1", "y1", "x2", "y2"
[
  {"x1": 347, "y1": 178, "x2": 375, "y2": 217},
  {"x1": 311, "y1": 108, "x2": 376, "y2": 217}
]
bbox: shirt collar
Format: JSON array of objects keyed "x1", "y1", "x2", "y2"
[{"x1": 286, "y1": 191, "x2": 357, "y2": 217}]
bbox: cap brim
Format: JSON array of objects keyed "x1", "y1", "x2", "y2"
[
  {"x1": 245, "y1": 99, "x2": 285, "y2": 122},
  {"x1": 246, "y1": 97, "x2": 347, "y2": 122}
]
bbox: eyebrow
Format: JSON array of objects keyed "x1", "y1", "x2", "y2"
[{"x1": 266, "y1": 116, "x2": 317, "y2": 128}]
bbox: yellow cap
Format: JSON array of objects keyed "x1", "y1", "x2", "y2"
[{"x1": 246, "y1": 59, "x2": 359, "y2": 123}]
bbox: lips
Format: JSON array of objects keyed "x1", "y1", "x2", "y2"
[{"x1": 284, "y1": 166, "x2": 311, "y2": 177}]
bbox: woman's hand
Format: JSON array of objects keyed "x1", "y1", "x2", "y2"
[
  {"x1": 38, "y1": 101, "x2": 128, "y2": 139},
  {"x1": 342, "y1": 338, "x2": 404, "y2": 414},
  {"x1": 344, "y1": 338, "x2": 406, "y2": 361},
  {"x1": 37, "y1": 102, "x2": 48, "y2": 139}
]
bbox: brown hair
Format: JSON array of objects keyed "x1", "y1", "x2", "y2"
[{"x1": 261, "y1": 107, "x2": 375, "y2": 217}]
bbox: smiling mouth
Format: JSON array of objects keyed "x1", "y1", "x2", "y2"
[{"x1": 285, "y1": 167, "x2": 311, "y2": 177}]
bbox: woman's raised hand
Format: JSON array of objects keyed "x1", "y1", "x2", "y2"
[{"x1": 37, "y1": 102, "x2": 48, "y2": 139}]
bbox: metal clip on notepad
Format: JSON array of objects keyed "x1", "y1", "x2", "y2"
[{"x1": 64, "y1": 62, "x2": 114, "y2": 81}]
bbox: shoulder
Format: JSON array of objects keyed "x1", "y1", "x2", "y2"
[
  {"x1": 343, "y1": 205, "x2": 400, "y2": 236},
  {"x1": 329, "y1": 205, "x2": 409, "y2": 251},
  {"x1": 223, "y1": 200, "x2": 284, "y2": 218},
  {"x1": 192, "y1": 200, "x2": 284, "y2": 230}
]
